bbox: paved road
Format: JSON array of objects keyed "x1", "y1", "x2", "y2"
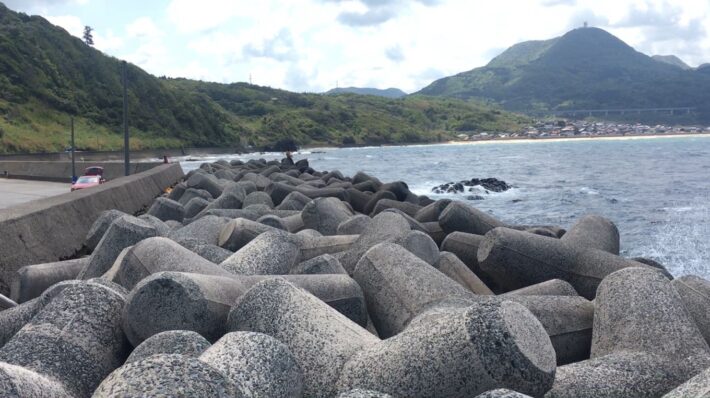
[{"x1": 0, "y1": 179, "x2": 69, "y2": 210}]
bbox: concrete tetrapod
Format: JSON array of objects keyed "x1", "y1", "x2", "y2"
[
  {"x1": 414, "y1": 199, "x2": 452, "y2": 222},
  {"x1": 0, "y1": 362, "x2": 72, "y2": 398},
  {"x1": 337, "y1": 300, "x2": 557, "y2": 398},
  {"x1": 0, "y1": 293, "x2": 16, "y2": 310},
  {"x1": 545, "y1": 351, "x2": 710, "y2": 398},
  {"x1": 353, "y1": 243, "x2": 475, "y2": 338},
  {"x1": 477, "y1": 227, "x2": 651, "y2": 299},
  {"x1": 84, "y1": 210, "x2": 126, "y2": 251},
  {"x1": 440, "y1": 231, "x2": 494, "y2": 287},
  {"x1": 78, "y1": 215, "x2": 158, "y2": 280},
  {"x1": 302, "y1": 197, "x2": 354, "y2": 236},
  {"x1": 0, "y1": 282, "x2": 129, "y2": 397},
  {"x1": 219, "y1": 218, "x2": 277, "y2": 251},
  {"x1": 227, "y1": 278, "x2": 380, "y2": 398},
  {"x1": 110, "y1": 236, "x2": 236, "y2": 290},
  {"x1": 395, "y1": 230, "x2": 440, "y2": 265},
  {"x1": 434, "y1": 251, "x2": 494, "y2": 295},
  {"x1": 297, "y1": 234, "x2": 359, "y2": 261},
  {"x1": 186, "y1": 172, "x2": 223, "y2": 198},
  {"x1": 337, "y1": 215, "x2": 372, "y2": 235},
  {"x1": 438, "y1": 201, "x2": 507, "y2": 235},
  {"x1": 476, "y1": 389, "x2": 533, "y2": 398},
  {"x1": 146, "y1": 197, "x2": 185, "y2": 222},
  {"x1": 170, "y1": 215, "x2": 231, "y2": 245},
  {"x1": 591, "y1": 267, "x2": 710, "y2": 359},
  {"x1": 92, "y1": 354, "x2": 241, "y2": 397},
  {"x1": 662, "y1": 366, "x2": 710, "y2": 398},
  {"x1": 11, "y1": 257, "x2": 87, "y2": 303},
  {"x1": 200, "y1": 331, "x2": 303, "y2": 398},
  {"x1": 220, "y1": 230, "x2": 302, "y2": 275},
  {"x1": 500, "y1": 279, "x2": 578, "y2": 297},
  {"x1": 0, "y1": 280, "x2": 81, "y2": 348},
  {"x1": 671, "y1": 274, "x2": 710, "y2": 346},
  {"x1": 408, "y1": 294, "x2": 593, "y2": 366},
  {"x1": 123, "y1": 272, "x2": 368, "y2": 346},
  {"x1": 338, "y1": 389, "x2": 393, "y2": 398},
  {"x1": 560, "y1": 215, "x2": 619, "y2": 254},
  {"x1": 290, "y1": 254, "x2": 347, "y2": 275},
  {"x1": 125, "y1": 330, "x2": 212, "y2": 364},
  {"x1": 339, "y1": 212, "x2": 411, "y2": 274},
  {"x1": 503, "y1": 295, "x2": 593, "y2": 366},
  {"x1": 137, "y1": 214, "x2": 171, "y2": 236},
  {"x1": 122, "y1": 272, "x2": 248, "y2": 345}
]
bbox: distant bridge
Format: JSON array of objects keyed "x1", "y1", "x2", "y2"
[{"x1": 543, "y1": 107, "x2": 696, "y2": 118}]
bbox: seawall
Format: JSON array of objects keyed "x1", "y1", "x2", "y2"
[
  {"x1": 0, "y1": 161, "x2": 163, "y2": 182},
  {"x1": 0, "y1": 163, "x2": 184, "y2": 294}
]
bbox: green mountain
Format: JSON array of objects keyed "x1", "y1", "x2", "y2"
[
  {"x1": 325, "y1": 87, "x2": 407, "y2": 98},
  {"x1": 0, "y1": 3, "x2": 526, "y2": 154},
  {"x1": 651, "y1": 55, "x2": 691, "y2": 70},
  {"x1": 418, "y1": 27, "x2": 710, "y2": 122}
]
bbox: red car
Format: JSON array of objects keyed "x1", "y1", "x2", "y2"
[{"x1": 71, "y1": 175, "x2": 105, "y2": 191}]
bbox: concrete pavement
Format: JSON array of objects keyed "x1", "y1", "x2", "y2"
[{"x1": 0, "y1": 179, "x2": 69, "y2": 209}]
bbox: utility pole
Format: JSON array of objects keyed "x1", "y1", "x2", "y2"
[
  {"x1": 122, "y1": 60, "x2": 129, "y2": 176},
  {"x1": 249, "y1": 73, "x2": 252, "y2": 85},
  {"x1": 70, "y1": 116, "x2": 76, "y2": 182}
]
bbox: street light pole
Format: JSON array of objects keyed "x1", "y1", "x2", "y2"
[
  {"x1": 70, "y1": 116, "x2": 76, "y2": 182},
  {"x1": 122, "y1": 60, "x2": 130, "y2": 176}
]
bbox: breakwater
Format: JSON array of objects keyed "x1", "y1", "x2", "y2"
[
  {"x1": 0, "y1": 157, "x2": 708, "y2": 397},
  {"x1": 0, "y1": 161, "x2": 163, "y2": 182}
]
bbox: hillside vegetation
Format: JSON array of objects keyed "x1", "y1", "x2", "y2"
[
  {"x1": 418, "y1": 27, "x2": 710, "y2": 122},
  {"x1": 0, "y1": 3, "x2": 527, "y2": 153}
]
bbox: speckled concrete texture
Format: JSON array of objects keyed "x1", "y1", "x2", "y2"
[
  {"x1": 200, "y1": 331, "x2": 303, "y2": 398},
  {"x1": 671, "y1": 274, "x2": 710, "y2": 346},
  {"x1": 0, "y1": 282, "x2": 128, "y2": 397},
  {"x1": 337, "y1": 300, "x2": 556, "y2": 398},
  {"x1": 592, "y1": 267, "x2": 709, "y2": 359},
  {"x1": 353, "y1": 242, "x2": 474, "y2": 337},
  {"x1": 560, "y1": 214, "x2": 619, "y2": 254},
  {"x1": 92, "y1": 354, "x2": 240, "y2": 397},
  {"x1": 477, "y1": 227, "x2": 651, "y2": 299},
  {"x1": 126, "y1": 330, "x2": 211, "y2": 363},
  {"x1": 227, "y1": 278, "x2": 379, "y2": 398}
]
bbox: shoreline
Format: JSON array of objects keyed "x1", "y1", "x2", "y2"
[{"x1": 296, "y1": 132, "x2": 710, "y2": 152}]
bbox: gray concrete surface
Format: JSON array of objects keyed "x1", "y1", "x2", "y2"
[{"x1": 0, "y1": 179, "x2": 69, "y2": 210}]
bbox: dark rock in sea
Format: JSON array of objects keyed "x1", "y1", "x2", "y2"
[{"x1": 431, "y1": 178, "x2": 511, "y2": 195}]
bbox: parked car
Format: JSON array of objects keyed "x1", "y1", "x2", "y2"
[
  {"x1": 71, "y1": 175, "x2": 105, "y2": 191},
  {"x1": 84, "y1": 166, "x2": 104, "y2": 176}
]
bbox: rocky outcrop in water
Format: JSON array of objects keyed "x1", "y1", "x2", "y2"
[
  {"x1": 431, "y1": 178, "x2": 511, "y2": 195},
  {"x1": 0, "y1": 156, "x2": 706, "y2": 398}
]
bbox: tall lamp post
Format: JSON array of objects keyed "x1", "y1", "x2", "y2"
[
  {"x1": 70, "y1": 116, "x2": 76, "y2": 182},
  {"x1": 122, "y1": 60, "x2": 130, "y2": 176}
]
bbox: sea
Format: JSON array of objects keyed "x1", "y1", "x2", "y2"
[{"x1": 179, "y1": 135, "x2": 710, "y2": 279}]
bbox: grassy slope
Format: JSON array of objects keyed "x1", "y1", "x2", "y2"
[{"x1": 0, "y1": 2, "x2": 529, "y2": 153}]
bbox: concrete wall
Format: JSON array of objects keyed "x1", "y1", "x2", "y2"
[
  {"x1": 0, "y1": 163, "x2": 184, "y2": 294},
  {"x1": 0, "y1": 147, "x2": 242, "y2": 162},
  {"x1": 0, "y1": 161, "x2": 163, "y2": 182}
]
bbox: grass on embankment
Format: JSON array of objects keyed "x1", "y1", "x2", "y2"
[{"x1": 0, "y1": 99, "x2": 182, "y2": 153}]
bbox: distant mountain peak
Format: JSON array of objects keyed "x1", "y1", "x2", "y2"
[
  {"x1": 416, "y1": 27, "x2": 710, "y2": 123},
  {"x1": 652, "y1": 55, "x2": 691, "y2": 70},
  {"x1": 325, "y1": 87, "x2": 407, "y2": 98}
]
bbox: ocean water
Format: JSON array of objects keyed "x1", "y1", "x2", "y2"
[{"x1": 180, "y1": 136, "x2": 710, "y2": 279}]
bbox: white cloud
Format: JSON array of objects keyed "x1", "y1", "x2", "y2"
[
  {"x1": 32, "y1": 0, "x2": 710, "y2": 91},
  {"x1": 45, "y1": 14, "x2": 84, "y2": 37},
  {"x1": 126, "y1": 17, "x2": 163, "y2": 39}
]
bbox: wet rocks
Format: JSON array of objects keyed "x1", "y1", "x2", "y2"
[{"x1": 431, "y1": 178, "x2": 511, "y2": 195}]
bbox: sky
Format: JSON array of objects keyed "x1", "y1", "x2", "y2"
[{"x1": 5, "y1": 0, "x2": 710, "y2": 93}]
